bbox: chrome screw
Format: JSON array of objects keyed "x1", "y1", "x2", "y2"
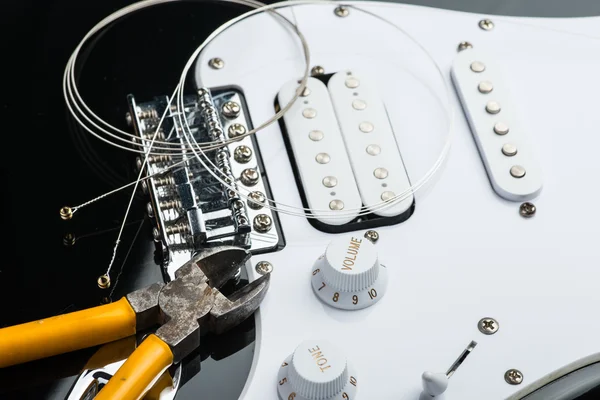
[
  {"x1": 146, "y1": 202, "x2": 154, "y2": 218},
  {"x1": 504, "y1": 369, "x2": 523, "y2": 385},
  {"x1": 478, "y1": 317, "x2": 499, "y2": 335},
  {"x1": 152, "y1": 227, "x2": 161, "y2": 241},
  {"x1": 240, "y1": 168, "x2": 260, "y2": 186},
  {"x1": 311, "y1": 65, "x2": 325, "y2": 76},
  {"x1": 253, "y1": 214, "x2": 273, "y2": 233},
  {"x1": 334, "y1": 5, "x2": 349, "y2": 17},
  {"x1": 141, "y1": 181, "x2": 149, "y2": 195},
  {"x1": 364, "y1": 230, "x2": 379, "y2": 244},
  {"x1": 234, "y1": 145, "x2": 253, "y2": 164},
  {"x1": 519, "y1": 202, "x2": 536, "y2": 218},
  {"x1": 165, "y1": 223, "x2": 190, "y2": 236},
  {"x1": 228, "y1": 123, "x2": 247, "y2": 140},
  {"x1": 159, "y1": 199, "x2": 181, "y2": 211},
  {"x1": 255, "y1": 261, "x2": 273, "y2": 275},
  {"x1": 248, "y1": 191, "x2": 266, "y2": 210},
  {"x1": 208, "y1": 57, "x2": 225, "y2": 69},
  {"x1": 479, "y1": 19, "x2": 494, "y2": 31},
  {"x1": 457, "y1": 41, "x2": 473, "y2": 52},
  {"x1": 221, "y1": 101, "x2": 241, "y2": 119}
]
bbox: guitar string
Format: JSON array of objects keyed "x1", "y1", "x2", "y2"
[
  {"x1": 64, "y1": 0, "x2": 454, "y2": 281},
  {"x1": 65, "y1": 2, "x2": 600, "y2": 219},
  {"x1": 173, "y1": 2, "x2": 600, "y2": 217},
  {"x1": 65, "y1": 0, "x2": 310, "y2": 277},
  {"x1": 63, "y1": 0, "x2": 308, "y2": 155},
  {"x1": 174, "y1": 1, "x2": 454, "y2": 218},
  {"x1": 67, "y1": 1, "x2": 453, "y2": 221}
]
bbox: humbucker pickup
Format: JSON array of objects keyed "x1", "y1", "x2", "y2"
[{"x1": 277, "y1": 72, "x2": 415, "y2": 233}]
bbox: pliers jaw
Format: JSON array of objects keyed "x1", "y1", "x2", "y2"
[
  {"x1": 209, "y1": 272, "x2": 270, "y2": 334},
  {"x1": 185, "y1": 245, "x2": 252, "y2": 289},
  {"x1": 151, "y1": 246, "x2": 270, "y2": 363}
]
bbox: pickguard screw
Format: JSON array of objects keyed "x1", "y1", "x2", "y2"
[
  {"x1": 311, "y1": 65, "x2": 325, "y2": 76},
  {"x1": 504, "y1": 369, "x2": 523, "y2": 385},
  {"x1": 97, "y1": 274, "x2": 111, "y2": 289},
  {"x1": 478, "y1": 317, "x2": 499, "y2": 335},
  {"x1": 60, "y1": 206, "x2": 73, "y2": 221},
  {"x1": 253, "y1": 214, "x2": 273, "y2": 233},
  {"x1": 479, "y1": 19, "x2": 494, "y2": 31},
  {"x1": 334, "y1": 5, "x2": 349, "y2": 17},
  {"x1": 457, "y1": 41, "x2": 473, "y2": 52},
  {"x1": 208, "y1": 57, "x2": 225, "y2": 69},
  {"x1": 519, "y1": 202, "x2": 536, "y2": 218},
  {"x1": 364, "y1": 230, "x2": 379, "y2": 243},
  {"x1": 255, "y1": 261, "x2": 273, "y2": 275},
  {"x1": 222, "y1": 101, "x2": 241, "y2": 119}
]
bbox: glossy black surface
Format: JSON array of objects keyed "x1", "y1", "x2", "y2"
[
  {"x1": 2, "y1": 1, "x2": 600, "y2": 399},
  {"x1": 0, "y1": 1, "x2": 259, "y2": 399}
]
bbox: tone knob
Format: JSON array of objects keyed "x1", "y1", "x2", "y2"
[
  {"x1": 311, "y1": 233, "x2": 388, "y2": 310},
  {"x1": 277, "y1": 340, "x2": 358, "y2": 400}
]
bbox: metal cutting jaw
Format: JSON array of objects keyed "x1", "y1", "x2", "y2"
[{"x1": 152, "y1": 246, "x2": 270, "y2": 362}]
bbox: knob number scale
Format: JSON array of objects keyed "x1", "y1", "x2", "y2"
[
  {"x1": 277, "y1": 341, "x2": 358, "y2": 400},
  {"x1": 311, "y1": 266, "x2": 388, "y2": 310},
  {"x1": 310, "y1": 235, "x2": 388, "y2": 310}
]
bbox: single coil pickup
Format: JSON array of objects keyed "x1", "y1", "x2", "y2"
[{"x1": 451, "y1": 49, "x2": 543, "y2": 201}]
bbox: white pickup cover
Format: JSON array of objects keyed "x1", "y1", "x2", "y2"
[
  {"x1": 277, "y1": 77, "x2": 361, "y2": 225},
  {"x1": 328, "y1": 70, "x2": 414, "y2": 217},
  {"x1": 452, "y1": 49, "x2": 543, "y2": 201}
]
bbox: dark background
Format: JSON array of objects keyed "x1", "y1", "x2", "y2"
[{"x1": 1, "y1": 1, "x2": 599, "y2": 399}]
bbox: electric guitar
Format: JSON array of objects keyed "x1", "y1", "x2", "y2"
[{"x1": 1, "y1": 1, "x2": 600, "y2": 399}]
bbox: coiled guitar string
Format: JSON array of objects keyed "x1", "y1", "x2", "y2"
[
  {"x1": 63, "y1": 0, "x2": 454, "y2": 278},
  {"x1": 63, "y1": 0, "x2": 310, "y2": 277},
  {"x1": 174, "y1": 1, "x2": 454, "y2": 218},
  {"x1": 63, "y1": 0, "x2": 310, "y2": 156},
  {"x1": 66, "y1": 1, "x2": 453, "y2": 221}
]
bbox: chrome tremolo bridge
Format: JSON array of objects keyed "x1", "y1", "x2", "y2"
[{"x1": 128, "y1": 88, "x2": 283, "y2": 277}]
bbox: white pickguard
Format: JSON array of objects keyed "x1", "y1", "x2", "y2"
[{"x1": 194, "y1": 3, "x2": 600, "y2": 399}]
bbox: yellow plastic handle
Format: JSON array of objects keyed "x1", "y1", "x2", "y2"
[
  {"x1": 96, "y1": 334, "x2": 174, "y2": 400},
  {"x1": 0, "y1": 297, "x2": 137, "y2": 368},
  {"x1": 143, "y1": 370, "x2": 174, "y2": 400}
]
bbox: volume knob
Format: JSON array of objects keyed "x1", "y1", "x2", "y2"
[
  {"x1": 277, "y1": 340, "x2": 358, "y2": 400},
  {"x1": 311, "y1": 233, "x2": 388, "y2": 310}
]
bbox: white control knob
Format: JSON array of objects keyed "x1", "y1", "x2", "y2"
[
  {"x1": 311, "y1": 234, "x2": 388, "y2": 310},
  {"x1": 277, "y1": 340, "x2": 358, "y2": 400}
]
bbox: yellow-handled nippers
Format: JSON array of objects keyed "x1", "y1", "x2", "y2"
[{"x1": 0, "y1": 246, "x2": 270, "y2": 400}]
